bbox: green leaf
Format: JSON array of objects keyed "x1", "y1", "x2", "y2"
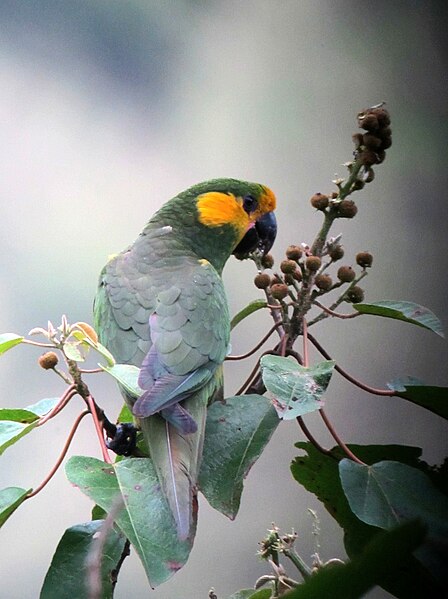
[
  {"x1": 65, "y1": 456, "x2": 193, "y2": 587},
  {"x1": 199, "y1": 395, "x2": 279, "y2": 519},
  {"x1": 63, "y1": 341, "x2": 85, "y2": 362},
  {"x1": 292, "y1": 443, "x2": 441, "y2": 597},
  {"x1": 228, "y1": 590, "x2": 272, "y2": 599},
  {"x1": 40, "y1": 520, "x2": 126, "y2": 599},
  {"x1": 354, "y1": 300, "x2": 444, "y2": 337},
  {"x1": 387, "y1": 378, "x2": 448, "y2": 420},
  {"x1": 101, "y1": 364, "x2": 142, "y2": 398},
  {"x1": 231, "y1": 299, "x2": 267, "y2": 330},
  {"x1": 0, "y1": 398, "x2": 59, "y2": 455},
  {"x1": 0, "y1": 487, "x2": 30, "y2": 527},
  {"x1": 283, "y1": 521, "x2": 426, "y2": 599},
  {"x1": 0, "y1": 408, "x2": 39, "y2": 423},
  {"x1": 0, "y1": 333, "x2": 24, "y2": 355},
  {"x1": 339, "y1": 459, "x2": 448, "y2": 584},
  {"x1": 260, "y1": 356, "x2": 334, "y2": 419}
]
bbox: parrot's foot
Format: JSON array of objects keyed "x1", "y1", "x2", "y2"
[{"x1": 106, "y1": 423, "x2": 137, "y2": 456}]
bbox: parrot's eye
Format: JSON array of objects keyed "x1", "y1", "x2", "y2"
[{"x1": 242, "y1": 194, "x2": 258, "y2": 214}]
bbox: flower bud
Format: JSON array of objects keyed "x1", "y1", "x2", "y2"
[
  {"x1": 305, "y1": 256, "x2": 321, "y2": 272},
  {"x1": 356, "y1": 251, "x2": 373, "y2": 268},
  {"x1": 336, "y1": 200, "x2": 358, "y2": 219},
  {"x1": 337, "y1": 265, "x2": 356, "y2": 283},
  {"x1": 310, "y1": 193, "x2": 329, "y2": 211},
  {"x1": 346, "y1": 286, "x2": 365, "y2": 303},
  {"x1": 254, "y1": 273, "x2": 271, "y2": 289},
  {"x1": 270, "y1": 283, "x2": 289, "y2": 300},
  {"x1": 38, "y1": 351, "x2": 59, "y2": 370},
  {"x1": 261, "y1": 253, "x2": 274, "y2": 269},
  {"x1": 285, "y1": 245, "x2": 302, "y2": 261},
  {"x1": 329, "y1": 245, "x2": 344, "y2": 261},
  {"x1": 280, "y1": 259, "x2": 298, "y2": 274},
  {"x1": 314, "y1": 274, "x2": 333, "y2": 291}
]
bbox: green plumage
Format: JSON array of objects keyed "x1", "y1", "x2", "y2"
[{"x1": 93, "y1": 178, "x2": 276, "y2": 540}]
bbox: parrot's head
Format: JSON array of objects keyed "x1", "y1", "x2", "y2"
[
  {"x1": 173, "y1": 178, "x2": 277, "y2": 271},
  {"x1": 152, "y1": 178, "x2": 277, "y2": 272}
]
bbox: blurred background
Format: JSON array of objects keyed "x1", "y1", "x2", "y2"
[{"x1": 1, "y1": 1, "x2": 447, "y2": 597}]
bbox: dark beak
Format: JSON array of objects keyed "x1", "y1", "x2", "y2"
[{"x1": 233, "y1": 211, "x2": 277, "y2": 258}]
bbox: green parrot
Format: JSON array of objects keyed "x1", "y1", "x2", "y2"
[{"x1": 94, "y1": 178, "x2": 277, "y2": 540}]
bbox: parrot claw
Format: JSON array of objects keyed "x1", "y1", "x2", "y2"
[{"x1": 106, "y1": 422, "x2": 138, "y2": 456}]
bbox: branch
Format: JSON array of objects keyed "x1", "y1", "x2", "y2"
[{"x1": 27, "y1": 410, "x2": 89, "y2": 498}]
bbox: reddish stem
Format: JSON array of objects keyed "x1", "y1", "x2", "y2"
[
  {"x1": 226, "y1": 323, "x2": 281, "y2": 361},
  {"x1": 37, "y1": 385, "x2": 77, "y2": 426},
  {"x1": 86, "y1": 395, "x2": 112, "y2": 464},
  {"x1": 27, "y1": 410, "x2": 89, "y2": 498},
  {"x1": 313, "y1": 300, "x2": 360, "y2": 319},
  {"x1": 296, "y1": 416, "x2": 333, "y2": 456},
  {"x1": 319, "y1": 408, "x2": 366, "y2": 465},
  {"x1": 307, "y1": 333, "x2": 394, "y2": 396}
]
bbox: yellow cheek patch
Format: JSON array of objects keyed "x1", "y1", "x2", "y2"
[{"x1": 197, "y1": 192, "x2": 249, "y2": 234}]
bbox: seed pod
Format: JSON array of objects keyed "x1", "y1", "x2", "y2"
[
  {"x1": 358, "y1": 113, "x2": 379, "y2": 131},
  {"x1": 305, "y1": 256, "x2": 322, "y2": 272},
  {"x1": 346, "y1": 285, "x2": 365, "y2": 303},
  {"x1": 363, "y1": 133, "x2": 382, "y2": 150},
  {"x1": 352, "y1": 133, "x2": 364, "y2": 148},
  {"x1": 314, "y1": 274, "x2": 333, "y2": 291},
  {"x1": 310, "y1": 193, "x2": 329, "y2": 211},
  {"x1": 365, "y1": 168, "x2": 375, "y2": 183},
  {"x1": 285, "y1": 245, "x2": 302, "y2": 261},
  {"x1": 270, "y1": 283, "x2": 289, "y2": 300},
  {"x1": 254, "y1": 273, "x2": 271, "y2": 289},
  {"x1": 337, "y1": 265, "x2": 356, "y2": 283},
  {"x1": 336, "y1": 200, "x2": 358, "y2": 219},
  {"x1": 261, "y1": 253, "x2": 274, "y2": 269},
  {"x1": 359, "y1": 150, "x2": 379, "y2": 167},
  {"x1": 329, "y1": 245, "x2": 344, "y2": 261},
  {"x1": 280, "y1": 259, "x2": 298, "y2": 274},
  {"x1": 38, "y1": 351, "x2": 59, "y2": 370},
  {"x1": 356, "y1": 251, "x2": 373, "y2": 268}
]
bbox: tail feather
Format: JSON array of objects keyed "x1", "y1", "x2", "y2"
[{"x1": 139, "y1": 386, "x2": 210, "y2": 540}]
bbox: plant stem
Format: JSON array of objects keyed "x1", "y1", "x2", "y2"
[
  {"x1": 312, "y1": 300, "x2": 360, "y2": 320},
  {"x1": 226, "y1": 323, "x2": 281, "y2": 361},
  {"x1": 319, "y1": 408, "x2": 366, "y2": 465},
  {"x1": 310, "y1": 211, "x2": 335, "y2": 257},
  {"x1": 283, "y1": 548, "x2": 312, "y2": 579},
  {"x1": 27, "y1": 410, "x2": 89, "y2": 498}
]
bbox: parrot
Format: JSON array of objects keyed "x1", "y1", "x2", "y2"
[{"x1": 93, "y1": 178, "x2": 277, "y2": 540}]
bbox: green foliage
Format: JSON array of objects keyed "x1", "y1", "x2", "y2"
[
  {"x1": 0, "y1": 398, "x2": 59, "y2": 455},
  {"x1": 199, "y1": 395, "x2": 279, "y2": 519},
  {"x1": 354, "y1": 300, "x2": 444, "y2": 337},
  {"x1": 387, "y1": 378, "x2": 448, "y2": 419},
  {"x1": 65, "y1": 456, "x2": 192, "y2": 588},
  {"x1": 260, "y1": 356, "x2": 334, "y2": 419},
  {"x1": 0, "y1": 487, "x2": 30, "y2": 527},
  {"x1": 230, "y1": 299, "x2": 268, "y2": 330},
  {"x1": 102, "y1": 364, "x2": 142, "y2": 398},
  {"x1": 40, "y1": 521, "x2": 126, "y2": 599},
  {"x1": 0, "y1": 333, "x2": 24, "y2": 355}
]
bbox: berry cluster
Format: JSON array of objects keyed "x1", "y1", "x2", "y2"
[
  {"x1": 353, "y1": 104, "x2": 392, "y2": 178},
  {"x1": 254, "y1": 246, "x2": 373, "y2": 306}
]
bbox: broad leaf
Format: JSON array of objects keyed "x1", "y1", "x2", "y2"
[
  {"x1": 199, "y1": 395, "x2": 279, "y2": 519},
  {"x1": 231, "y1": 299, "x2": 267, "y2": 330},
  {"x1": 260, "y1": 356, "x2": 334, "y2": 419},
  {"x1": 339, "y1": 459, "x2": 448, "y2": 584},
  {"x1": 66, "y1": 456, "x2": 193, "y2": 587},
  {"x1": 101, "y1": 364, "x2": 142, "y2": 398},
  {"x1": 292, "y1": 443, "x2": 442, "y2": 597},
  {"x1": 0, "y1": 408, "x2": 39, "y2": 423},
  {"x1": 0, "y1": 487, "x2": 30, "y2": 527},
  {"x1": 0, "y1": 398, "x2": 59, "y2": 455},
  {"x1": 0, "y1": 333, "x2": 24, "y2": 355},
  {"x1": 63, "y1": 342, "x2": 85, "y2": 362},
  {"x1": 354, "y1": 300, "x2": 444, "y2": 337},
  {"x1": 40, "y1": 520, "x2": 126, "y2": 599},
  {"x1": 283, "y1": 521, "x2": 426, "y2": 599},
  {"x1": 388, "y1": 378, "x2": 448, "y2": 420}
]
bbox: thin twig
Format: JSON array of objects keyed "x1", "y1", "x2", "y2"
[
  {"x1": 307, "y1": 333, "x2": 394, "y2": 396},
  {"x1": 312, "y1": 300, "x2": 360, "y2": 320},
  {"x1": 79, "y1": 368, "x2": 104, "y2": 374},
  {"x1": 302, "y1": 319, "x2": 309, "y2": 367},
  {"x1": 85, "y1": 395, "x2": 112, "y2": 464},
  {"x1": 27, "y1": 410, "x2": 89, "y2": 498},
  {"x1": 296, "y1": 417, "x2": 333, "y2": 456},
  {"x1": 319, "y1": 409, "x2": 366, "y2": 465},
  {"x1": 37, "y1": 385, "x2": 78, "y2": 426},
  {"x1": 226, "y1": 323, "x2": 281, "y2": 361}
]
